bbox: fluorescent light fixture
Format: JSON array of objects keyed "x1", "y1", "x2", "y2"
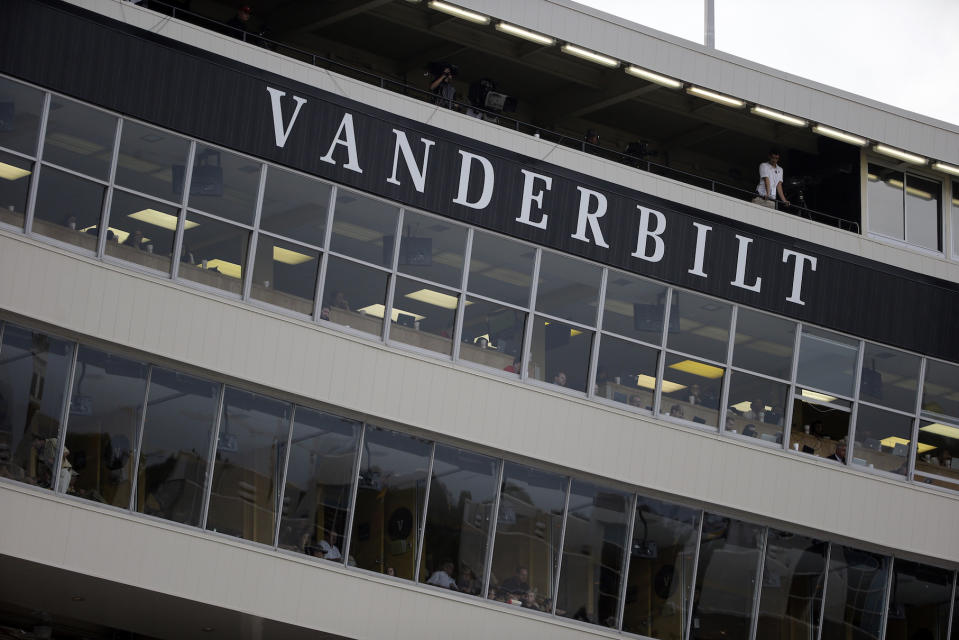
[
  {"x1": 273, "y1": 246, "x2": 315, "y2": 265},
  {"x1": 356, "y1": 304, "x2": 425, "y2": 323},
  {"x1": 750, "y1": 106, "x2": 807, "y2": 127},
  {"x1": 0, "y1": 162, "x2": 30, "y2": 180},
  {"x1": 495, "y1": 22, "x2": 554, "y2": 46},
  {"x1": 333, "y1": 221, "x2": 383, "y2": 242},
  {"x1": 932, "y1": 162, "x2": 959, "y2": 177},
  {"x1": 874, "y1": 144, "x2": 926, "y2": 165},
  {"x1": 686, "y1": 86, "x2": 744, "y2": 108},
  {"x1": 624, "y1": 65, "x2": 682, "y2": 89},
  {"x1": 204, "y1": 259, "x2": 242, "y2": 279},
  {"x1": 635, "y1": 374, "x2": 686, "y2": 394},
  {"x1": 920, "y1": 422, "x2": 959, "y2": 440},
  {"x1": 877, "y1": 436, "x2": 934, "y2": 454},
  {"x1": 800, "y1": 389, "x2": 837, "y2": 403},
  {"x1": 427, "y1": 1, "x2": 489, "y2": 24},
  {"x1": 45, "y1": 132, "x2": 105, "y2": 155},
  {"x1": 730, "y1": 400, "x2": 772, "y2": 413},
  {"x1": 561, "y1": 44, "x2": 619, "y2": 68},
  {"x1": 905, "y1": 185, "x2": 933, "y2": 200},
  {"x1": 127, "y1": 208, "x2": 197, "y2": 231},
  {"x1": 668, "y1": 359, "x2": 724, "y2": 379},
  {"x1": 405, "y1": 288, "x2": 460, "y2": 309},
  {"x1": 811, "y1": 124, "x2": 867, "y2": 146}
]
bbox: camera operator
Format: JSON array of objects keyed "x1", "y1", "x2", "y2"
[
  {"x1": 752, "y1": 149, "x2": 791, "y2": 210},
  {"x1": 430, "y1": 64, "x2": 457, "y2": 108}
]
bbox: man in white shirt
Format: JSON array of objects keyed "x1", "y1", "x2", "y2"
[
  {"x1": 753, "y1": 150, "x2": 790, "y2": 209},
  {"x1": 426, "y1": 561, "x2": 458, "y2": 590}
]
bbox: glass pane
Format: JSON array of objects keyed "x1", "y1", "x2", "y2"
[
  {"x1": 661, "y1": 353, "x2": 724, "y2": 427},
  {"x1": 179, "y1": 212, "x2": 249, "y2": 295},
  {"x1": 535, "y1": 251, "x2": 602, "y2": 326},
  {"x1": 555, "y1": 480, "x2": 630, "y2": 628},
  {"x1": 914, "y1": 419, "x2": 959, "y2": 489},
  {"x1": 43, "y1": 96, "x2": 116, "y2": 180},
  {"x1": 859, "y1": 343, "x2": 919, "y2": 413},
  {"x1": 603, "y1": 272, "x2": 668, "y2": 342},
  {"x1": 104, "y1": 190, "x2": 177, "y2": 273},
  {"x1": 206, "y1": 388, "x2": 291, "y2": 545},
  {"x1": 529, "y1": 316, "x2": 593, "y2": 393},
  {"x1": 789, "y1": 395, "x2": 851, "y2": 461},
  {"x1": 667, "y1": 291, "x2": 731, "y2": 363},
  {"x1": 32, "y1": 166, "x2": 103, "y2": 252},
  {"x1": 922, "y1": 359, "x2": 959, "y2": 422},
  {"x1": 885, "y1": 560, "x2": 953, "y2": 640},
  {"x1": 349, "y1": 427, "x2": 431, "y2": 580},
  {"x1": 62, "y1": 346, "x2": 147, "y2": 507},
  {"x1": 135, "y1": 367, "x2": 218, "y2": 526},
  {"x1": 396, "y1": 210, "x2": 466, "y2": 288},
  {"x1": 0, "y1": 76, "x2": 45, "y2": 155},
  {"x1": 467, "y1": 230, "x2": 534, "y2": 307},
  {"x1": 390, "y1": 277, "x2": 456, "y2": 356},
  {"x1": 250, "y1": 235, "x2": 319, "y2": 315},
  {"x1": 459, "y1": 297, "x2": 525, "y2": 372},
  {"x1": 595, "y1": 334, "x2": 658, "y2": 410},
  {"x1": 868, "y1": 165, "x2": 905, "y2": 240},
  {"x1": 115, "y1": 120, "x2": 190, "y2": 201},
  {"x1": 690, "y1": 515, "x2": 763, "y2": 640},
  {"x1": 622, "y1": 497, "x2": 700, "y2": 639},
  {"x1": 796, "y1": 328, "x2": 859, "y2": 398},
  {"x1": 489, "y1": 462, "x2": 567, "y2": 611},
  {"x1": 329, "y1": 190, "x2": 399, "y2": 267},
  {"x1": 821, "y1": 546, "x2": 889, "y2": 640},
  {"x1": 756, "y1": 531, "x2": 827, "y2": 640},
  {"x1": 259, "y1": 166, "x2": 330, "y2": 247},
  {"x1": 905, "y1": 174, "x2": 940, "y2": 251},
  {"x1": 277, "y1": 408, "x2": 359, "y2": 561},
  {"x1": 419, "y1": 445, "x2": 499, "y2": 596},
  {"x1": 0, "y1": 324, "x2": 73, "y2": 489},
  {"x1": 185, "y1": 146, "x2": 259, "y2": 225},
  {"x1": 0, "y1": 150, "x2": 32, "y2": 229},
  {"x1": 726, "y1": 371, "x2": 788, "y2": 443},
  {"x1": 321, "y1": 256, "x2": 388, "y2": 336},
  {"x1": 851, "y1": 405, "x2": 913, "y2": 475},
  {"x1": 733, "y1": 308, "x2": 796, "y2": 380}
]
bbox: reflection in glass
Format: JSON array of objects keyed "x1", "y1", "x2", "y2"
[
  {"x1": 884, "y1": 560, "x2": 953, "y2": 640},
  {"x1": 0, "y1": 150, "x2": 32, "y2": 229},
  {"x1": 603, "y1": 273, "x2": 668, "y2": 342},
  {"x1": 796, "y1": 328, "x2": 859, "y2": 398},
  {"x1": 277, "y1": 408, "x2": 360, "y2": 561},
  {"x1": 756, "y1": 531, "x2": 827, "y2": 640},
  {"x1": 953, "y1": 181, "x2": 959, "y2": 258},
  {"x1": 419, "y1": 445, "x2": 499, "y2": 595},
  {"x1": 921, "y1": 360, "x2": 959, "y2": 422},
  {"x1": 821, "y1": 545, "x2": 889, "y2": 640},
  {"x1": 115, "y1": 120, "x2": 190, "y2": 201},
  {"x1": 661, "y1": 353, "x2": 724, "y2": 427},
  {"x1": 733, "y1": 309, "x2": 796, "y2": 380},
  {"x1": 595, "y1": 335, "x2": 658, "y2": 409},
  {"x1": 913, "y1": 419, "x2": 959, "y2": 489},
  {"x1": 390, "y1": 277, "x2": 457, "y2": 356},
  {"x1": 555, "y1": 480, "x2": 629, "y2": 627},
  {"x1": 0, "y1": 76, "x2": 45, "y2": 155},
  {"x1": 43, "y1": 96, "x2": 116, "y2": 180},
  {"x1": 321, "y1": 256, "x2": 388, "y2": 336},
  {"x1": 250, "y1": 235, "x2": 319, "y2": 315},
  {"x1": 329, "y1": 190, "x2": 399, "y2": 267},
  {"x1": 349, "y1": 427, "x2": 431, "y2": 580},
  {"x1": 867, "y1": 165, "x2": 905, "y2": 241},
  {"x1": 789, "y1": 395, "x2": 851, "y2": 461},
  {"x1": 135, "y1": 367, "x2": 218, "y2": 526},
  {"x1": 0, "y1": 324, "x2": 74, "y2": 490},
  {"x1": 185, "y1": 146, "x2": 259, "y2": 225},
  {"x1": 490, "y1": 462, "x2": 567, "y2": 611},
  {"x1": 530, "y1": 316, "x2": 593, "y2": 393},
  {"x1": 859, "y1": 343, "x2": 920, "y2": 413},
  {"x1": 104, "y1": 190, "x2": 177, "y2": 272},
  {"x1": 726, "y1": 372, "x2": 788, "y2": 443},
  {"x1": 622, "y1": 497, "x2": 700, "y2": 639},
  {"x1": 459, "y1": 298, "x2": 525, "y2": 372},
  {"x1": 32, "y1": 167, "x2": 103, "y2": 252},
  {"x1": 535, "y1": 251, "x2": 602, "y2": 326},
  {"x1": 690, "y1": 515, "x2": 763, "y2": 640},
  {"x1": 62, "y1": 346, "x2": 147, "y2": 507},
  {"x1": 467, "y1": 230, "x2": 533, "y2": 307},
  {"x1": 396, "y1": 210, "x2": 466, "y2": 288},
  {"x1": 259, "y1": 166, "x2": 331, "y2": 247},
  {"x1": 851, "y1": 405, "x2": 913, "y2": 475},
  {"x1": 905, "y1": 174, "x2": 940, "y2": 251},
  {"x1": 179, "y1": 212, "x2": 249, "y2": 295},
  {"x1": 206, "y1": 388, "x2": 291, "y2": 544},
  {"x1": 666, "y1": 292, "x2": 731, "y2": 363}
]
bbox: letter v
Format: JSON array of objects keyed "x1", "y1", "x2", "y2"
[{"x1": 266, "y1": 87, "x2": 307, "y2": 148}]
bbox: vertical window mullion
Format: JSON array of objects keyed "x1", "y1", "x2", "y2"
[
  {"x1": 879, "y1": 557, "x2": 895, "y2": 640},
  {"x1": 312, "y1": 185, "x2": 338, "y2": 320},
  {"x1": 480, "y1": 458, "x2": 505, "y2": 598},
  {"x1": 586, "y1": 268, "x2": 608, "y2": 399},
  {"x1": 413, "y1": 441, "x2": 436, "y2": 583},
  {"x1": 748, "y1": 527, "x2": 769, "y2": 640},
  {"x1": 340, "y1": 422, "x2": 367, "y2": 568},
  {"x1": 719, "y1": 305, "x2": 738, "y2": 434},
  {"x1": 241, "y1": 164, "x2": 268, "y2": 301},
  {"x1": 271, "y1": 405, "x2": 296, "y2": 549},
  {"x1": 783, "y1": 322, "x2": 804, "y2": 451},
  {"x1": 451, "y1": 228, "x2": 473, "y2": 363},
  {"x1": 550, "y1": 475, "x2": 573, "y2": 615},
  {"x1": 614, "y1": 492, "x2": 638, "y2": 631},
  {"x1": 519, "y1": 248, "x2": 542, "y2": 382},
  {"x1": 23, "y1": 91, "x2": 51, "y2": 235},
  {"x1": 684, "y1": 509, "x2": 706, "y2": 640},
  {"x1": 199, "y1": 383, "x2": 226, "y2": 530},
  {"x1": 381, "y1": 208, "x2": 405, "y2": 344},
  {"x1": 50, "y1": 341, "x2": 79, "y2": 494},
  {"x1": 653, "y1": 287, "x2": 674, "y2": 416},
  {"x1": 845, "y1": 339, "x2": 866, "y2": 465},
  {"x1": 96, "y1": 117, "x2": 123, "y2": 259},
  {"x1": 907, "y1": 357, "x2": 928, "y2": 483},
  {"x1": 170, "y1": 140, "x2": 196, "y2": 281},
  {"x1": 816, "y1": 542, "x2": 832, "y2": 640},
  {"x1": 127, "y1": 364, "x2": 153, "y2": 512}
]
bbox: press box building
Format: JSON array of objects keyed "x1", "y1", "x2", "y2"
[{"x1": 0, "y1": 0, "x2": 958, "y2": 638}]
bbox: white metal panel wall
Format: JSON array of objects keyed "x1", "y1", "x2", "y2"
[{"x1": 1, "y1": 231, "x2": 957, "y2": 566}]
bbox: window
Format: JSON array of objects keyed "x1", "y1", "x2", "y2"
[
  {"x1": 105, "y1": 189, "x2": 178, "y2": 273},
  {"x1": 884, "y1": 560, "x2": 953, "y2": 640},
  {"x1": 0, "y1": 149, "x2": 33, "y2": 229},
  {"x1": 756, "y1": 531, "x2": 828, "y2": 640},
  {"x1": 0, "y1": 76, "x2": 45, "y2": 156},
  {"x1": 43, "y1": 96, "x2": 116, "y2": 181},
  {"x1": 821, "y1": 546, "x2": 889, "y2": 640},
  {"x1": 250, "y1": 235, "x2": 320, "y2": 315},
  {"x1": 32, "y1": 166, "x2": 104, "y2": 252},
  {"x1": 868, "y1": 163, "x2": 941, "y2": 251},
  {"x1": 115, "y1": 120, "x2": 190, "y2": 201}
]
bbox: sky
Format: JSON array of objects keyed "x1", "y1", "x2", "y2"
[{"x1": 577, "y1": 0, "x2": 959, "y2": 127}]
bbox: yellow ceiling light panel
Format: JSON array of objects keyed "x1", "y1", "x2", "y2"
[
  {"x1": 128, "y1": 208, "x2": 197, "y2": 231},
  {"x1": 0, "y1": 162, "x2": 31, "y2": 180},
  {"x1": 273, "y1": 246, "x2": 315, "y2": 265},
  {"x1": 204, "y1": 259, "x2": 242, "y2": 279},
  {"x1": 668, "y1": 359, "x2": 724, "y2": 379}
]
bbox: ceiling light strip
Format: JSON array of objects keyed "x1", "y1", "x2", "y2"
[
  {"x1": 561, "y1": 43, "x2": 619, "y2": 67},
  {"x1": 874, "y1": 144, "x2": 926, "y2": 165},
  {"x1": 427, "y1": 1, "x2": 489, "y2": 24},
  {"x1": 811, "y1": 124, "x2": 868, "y2": 146},
  {"x1": 750, "y1": 106, "x2": 807, "y2": 127},
  {"x1": 495, "y1": 22, "x2": 555, "y2": 46},
  {"x1": 686, "y1": 86, "x2": 744, "y2": 108},
  {"x1": 932, "y1": 161, "x2": 959, "y2": 177},
  {"x1": 625, "y1": 65, "x2": 682, "y2": 89}
]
